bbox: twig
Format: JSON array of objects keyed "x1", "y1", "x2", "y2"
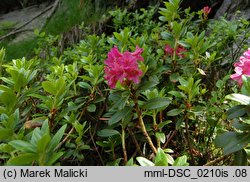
[
  {"x1": 127, "y1": 127, "x2": 143, "y2": 156},
  {"x1": 185, "y1": 118, "x2": 195, "y2": 165},
  {"x1": 0, "y1": 5, "x2": 53, "y2": 41},
  {"x1": 122, "y1": 126, "x2": 128, "y2": 164},
  {"x1": 54, "y1": 127, "x2": 74, "y2": 151},
  {"x1": 205, "y1": 126, "x2": 216, "y2": 160},
  {"x1": 204, "y1": 154, "x2": 230, "y2": 166},
  {"x1": 0, "y1": 28, "x2": 34, "y2": 41},
  {"x1": 163, "y1": 130, "x2": 177, "y2": 148},
  {"x1": 89, "y1": 128, "x2": 105, "y2": 165}
]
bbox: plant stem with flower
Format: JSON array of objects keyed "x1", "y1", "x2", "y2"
[{"x1": 104, "y1": 45, "x2": 158, "y2": 154}]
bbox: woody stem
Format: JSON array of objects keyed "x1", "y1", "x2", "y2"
[{"x1": 133, "y1": 95, "x2": 157, "y2": 154}]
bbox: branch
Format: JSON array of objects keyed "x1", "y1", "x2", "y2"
[
  {"x1": 0, "y1": 29, "x2": 33, "y2": 41},
  {"x1": 127, "y1": 127, "x2": 143, "y2": 156},
  {"x1": 185, "y1": 118, "x2": 195, "y2": 165},
  {"x1": 163, "y1": 130, "x2": 177, "y2": 148},
  {"x1": 54, "y1": 126, "x2": 74, "y2": 151},
  {"x1": 133, "y1": 95, "x2": 157, "y2": 154},
  {"x1": 204, "y1": 154, "x2": 231, "y2": 166},
  {"x1": 89, "y1": 127, "x2": 105, "y2": 166}
]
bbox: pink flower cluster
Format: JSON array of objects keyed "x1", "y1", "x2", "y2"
[
  {"x1": 231, "y1": 48, "x2": 250, "y2": 86},
  {"x1": 104, "y1": 46, "x2": 144, "y2": 89},
  {"x1": 202, "y1": 6, "x2": 211, "y2": 15},
  {"x1": 165, "y1": 45, "x2": 186, "y2": 58}
]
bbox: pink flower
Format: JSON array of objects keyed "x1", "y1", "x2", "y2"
[
  {"x1": 176, "y1": 46, "x2": 187, "y2": 58},
  {"x1": 202, "y1": 6, "x2": 211, "y2": 15},
  {"x1": 164, "y1": 45, "x2": 174, "y2": 56},
  {"x1": 104, "y1": 46, "x2": 144, "y2": 89},
  {"x1": 243, "y1": 48, "x2": 250, "y2": 59},
  {"x1": 231, "y1": 48, "x2": 250, "y2": 86},
  {"x1": 164, "y1": 45, "x2": 186, "y2": 58}
]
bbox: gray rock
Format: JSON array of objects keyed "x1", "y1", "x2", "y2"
[
  {"x1": 0, "y1": 2, "x2": 52, "y2": 44},
  {"x1": 215, "y1": 0, "x2": 250, "y2": 20}
]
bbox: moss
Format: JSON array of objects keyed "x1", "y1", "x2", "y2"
[{"x1": 0, "y1": 38, "x2": 37, "y2": 61}]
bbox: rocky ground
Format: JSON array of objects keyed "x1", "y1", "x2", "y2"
[
  {"x1": 0, "y1": 2, "x2": 52, "y2": 43},
  {"x1": 214, "y1": 0, "x2": 250, "y2": 20}
]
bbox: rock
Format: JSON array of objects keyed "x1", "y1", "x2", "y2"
[
  {"x1": 0, "y1": 2, "x2": 52, "y2": 44},
  {"x1": 215, "y1": 0, "x2": 250, "y2": 20}
]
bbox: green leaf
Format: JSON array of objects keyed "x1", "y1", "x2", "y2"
[
  {"x1": 0, "y1": 87, "x2": 17, "y2": 111},
  {"x1": 168, "y1": 91, "x2": 186, "y2": 98},
  {"x1": 109, "y1": 91, "x2": 130, "y2": 110},
  {"x1": 108, "y1": 106, "x2": 132, "y2": 125},
  {"x1": 42, "y1": 78, "x2": 66, "y2": 97},
  {"x1": 233, "y1": 149, "x2": 248, "y2": 166},
  {"x1": 126, "y1": 158, "x2": 134, "y2": 166},
  {"x1": 155, "y1": 148, "x2": 168, "y2": 166},
  {"x1": 7, "y1": 153, "x2": 37, "y2": 166},
  {"x1": 9, "y1": 140, "x2": 36, "y2": 153},
  {"x1": 46, "y1": 152, "x2": 64, "y2": 165},
  {"x1": 97, "y1": 129, "x2": 120, "y2": 137},
  {"x1": 197, "y1": 68, "x2": 206, "y2": 75},
  {"x1": 106, "y1": 158, "x2": 122, "y2": 166},
  {"x1": 226, "y1": 94, "x2": 250, "y2": 105},
  {"x1": 136, "y1": 157, "x2": 154, "y2": 166},
  {"x1": 73, "y1": 121, "x2": 84, "y2": 134},
  {"x1": 161, "y1": 31, "x2": 174, "y2": 41},
  {"x1": 158, "y1": 120, "x2": 172, "y2": 129},
  {"x1": 156, "y1": 132, "x2": 166, "y2": 143},
  {"x1": 227, "y1": 105, "x2": 246, "y2": 119},
  {"x1": 241, "y1": 75, "x2": 250, "y2": 96},
  {"x1": 42, "y1": 81, "x2": 56, "y2": 95},
  {"x1": 215, "y1": 132, "x2": 250, "y2": 155},
  {"x1": 0, "y1": 128, "x2": 14, "y2": 140},
  {"x1": 0, "y1": 143, "x2": 13, "y2": 153},
  {"x1": 37, "y1": 133, "x2": 51, "y2": 153},
  {"x1": 172, "y1": 21, "x2": 182, "y2": 38},
  {"x1": 167, "y1": 108, "x2": 184, "y2": 116},
  {"x1": 232, "y1": 120, "x2": 250, "y2": 131},
  {"x1": 170, "y1": 73, "x2": 180, "y2": 83},
  {"x1": 30, "y1": 128, "x2": 43, "y2": 146},
  {"x1": 164, "y1": 148, "x2": 174, "y2": 153},
  {"x1": 137, "y1": 76, "x2": 159, "y2": 92},
  {"x1": 166, "y1": 153, "x2": 174, "y2": 165},
  {"x1": 87, "y1": 104, "x2": 96, "y2": 112},
  {"x1": 47, "y1": 124, "x2": 67, "y2": 152},
  {"x1": 173, "y1": 155, "x2": 189, "y2": 166},
  {"x1": 142, "y1": 97, "x2": 171, "y2": 110},
  {"x1": 78, "y1": 82, "x2": 92, "y2": 89}
]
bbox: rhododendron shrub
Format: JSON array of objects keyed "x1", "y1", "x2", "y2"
[
  {"x1": 104, "y1": 46, "x2": 144, "y2": 89},
  {"x1": 230, "y1": 48, "x2": 250, "y2": 86},
  {"x1": 1, "y1": 0, "x2": 250, "y2": 166}
]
